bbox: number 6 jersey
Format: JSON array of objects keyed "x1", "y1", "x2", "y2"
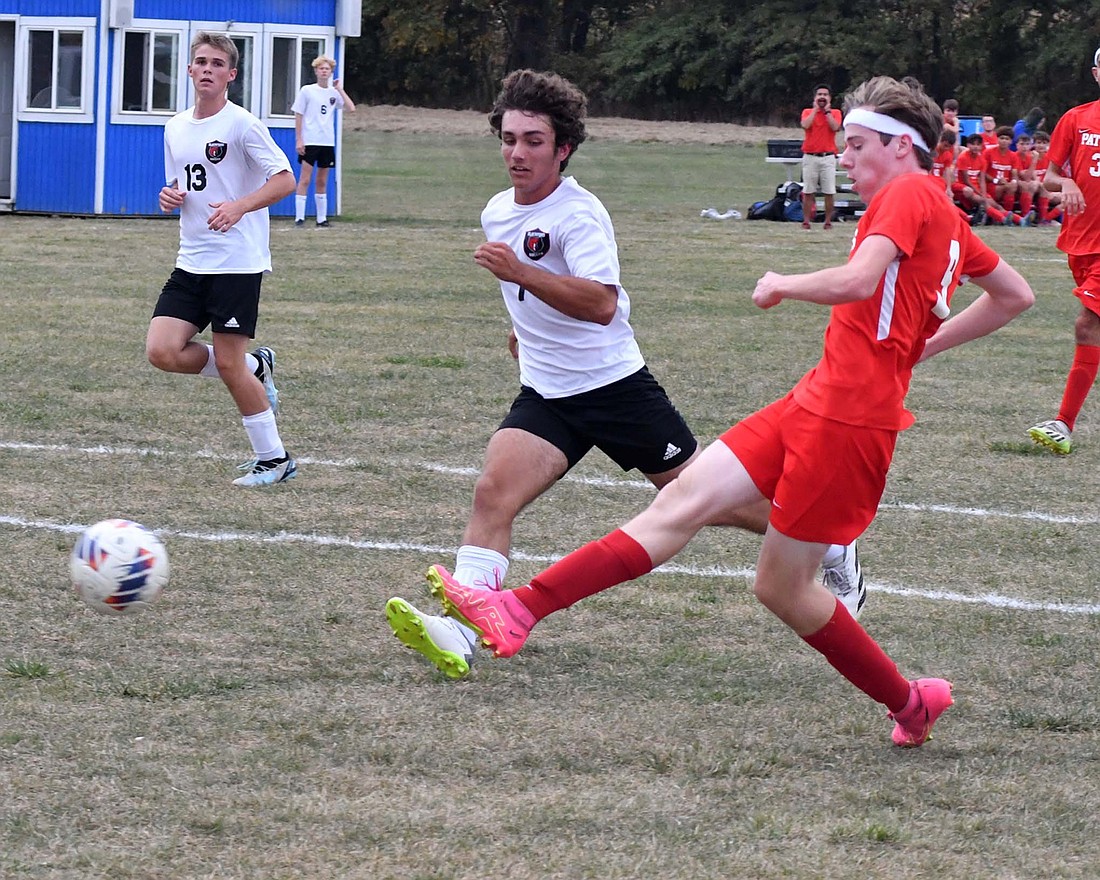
[{"x1": 164, "y1": 101, "x2": 292, "y2": 273}]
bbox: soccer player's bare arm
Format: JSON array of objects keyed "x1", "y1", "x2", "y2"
[{"x1": 753, "y1": 235, "x2": 900, "y2": 309}]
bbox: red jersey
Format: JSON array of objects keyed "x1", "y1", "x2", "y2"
[
  {"x1": 792, "y1": 173, "x2": 1000, "y2": 431},
  {"x1": 986, "y1": 147, "x2": 1021, "y2": 185},
  {"x1": 1047, "y1": 99, "x2": 1100, "y2": 255},
  {"x1": 981, "y1": 131, "x2": 998, "y2": 150},
  {"x1": 931, "y1": 148, "x2": 954, "y2": 188},
  {"x1": 1017, "y1": 149, "x2": 1038, "y2": 180},
  {"x1": 955, "y1": 150, "x2": 988, "y2": 193},
  {"x1": 801, "y1": 107, "x2": 841, "y2": 154}
]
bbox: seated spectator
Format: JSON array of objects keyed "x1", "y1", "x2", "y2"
[
  {"x1": 987, "y1": 125, "x2": 1028, "y2": 224},
  {"x1": 1033, "y1": 130, "x2": 1064, "y2": 224},
  {"x1": 1012, "y1": 107, "x2": 1045, "y2": 150},
  {"x1": 1016, "y1": 133, "x2": 1041, "y2": 223},
  {"x1": 980, "y1": 114, "x2": 999, "y2": 150},
  {"x1": 953, "y1": 133, "x2": 992, "y2": 222},
  {"x1": 932, "y1": 129, "x2": 956, "y2": 189},
  {"x1": 942, "y1": 99, "x2": 961, "y2": 140}
]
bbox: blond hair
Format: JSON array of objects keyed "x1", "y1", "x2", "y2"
[
  {"x1": 842, "y1": 76, "x2": 942, "y2": 171},
  {"x1": 190, "y1": 31, "x2": 238, "y2": 69},
  {"x1": 312, "y1": 55, "x2": 336, "y2": 69}
]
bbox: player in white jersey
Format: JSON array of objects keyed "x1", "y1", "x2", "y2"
[
  {"x1": 292, "y1": 55, "x2": 355, "y2": 227},
  {"x1": 145, "y1": 31, "x2": 298, "y2": 487},
  {"x1": 385, "y1": 69, "x2": 866, "y2": 680}
]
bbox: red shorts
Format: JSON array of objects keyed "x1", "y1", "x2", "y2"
[
  {"x1": 720, "y1": 393, "x2": 897, "y2": 545},
  {"x1": 1068, "y1": 253, "x2": 1100, "y2": 317}
]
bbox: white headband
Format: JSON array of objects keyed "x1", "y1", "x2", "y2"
[{"x1": 843, "y1": 108, "x2": 929, "y2": 152}]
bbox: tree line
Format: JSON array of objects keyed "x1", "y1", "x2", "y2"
[{"x1": 345, "y1": 0, "x2": 1100, "y2": 127}]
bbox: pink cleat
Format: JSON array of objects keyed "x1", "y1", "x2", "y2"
[
  {"x1": 426, "y1": 564, "x2": 535, "y2": 658},
  {"x1": 889, "y1": 678, "x2": 954, "y2": 747}
]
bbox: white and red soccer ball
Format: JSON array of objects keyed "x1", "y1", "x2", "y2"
[{"x1": 70, "y1": 519, "x2": 169, "y2": 615}]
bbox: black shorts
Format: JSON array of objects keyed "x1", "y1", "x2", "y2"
[
  {"x1": 152, "y1": 269, "x2": 263, "y2": 336},
  {"x1": 499, "y1": 367, "x2": 698, "y2": 474},
  {"x1": 298, "y1": 145, "x2": 336, "y2": 168}
]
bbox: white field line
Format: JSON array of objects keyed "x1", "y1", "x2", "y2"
[{"x1": 3, "y1": 440, "x2": 1098, "y2": 616}]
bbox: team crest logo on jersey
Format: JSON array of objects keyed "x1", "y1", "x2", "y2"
[
  {"x1": 523, "y1": 229, "x2": 550, "y2": 260},
  {"x1": 329, "y1": 97, "x2": 337, "y2": 106},
  {"x1": 205, "y1": 140, "x2": 228, "y2": 164}
]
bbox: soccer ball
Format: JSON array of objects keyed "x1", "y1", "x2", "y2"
[{"x1": 70, "y1": 519, "x2": 170, "y2": 615}]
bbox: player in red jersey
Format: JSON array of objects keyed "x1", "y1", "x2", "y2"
[
  {"x1": 1015, "y1": 133, "x2": 1040, "y2": 224},
  {"x1": 1032, "y1": 131, "x2": 1063, "y2": 225},
  {"x1": 931, "y1": 129, "x2": 956, "y2": 190},
  {"x1": 980, "y1": 114, "x2": 999, "y2": 150},
  {"x1": 428, "y1": 76, "x2": 1034, "y2": 748},
  {"x1": 1028, "y1": 47, "x2": 1100, "y2": 453},
  {"x1": 986, "y1": 126, "x2": 1027, "y2": 224}
]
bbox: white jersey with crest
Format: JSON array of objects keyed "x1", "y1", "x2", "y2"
[
  {"x1": 291, "y1": 84, "x2": 345, "y2": 146},
  {"x1": 481, "y1": 175, "x2": 645, "y2": 398},
  {"x1": 163, "y1": 101, "x2": 291, "y2": 274}
]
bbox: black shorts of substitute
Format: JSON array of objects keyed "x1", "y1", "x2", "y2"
[
  {"x1": 153, "y1": 269, "x2": 263, "y2": 337},
  {"x1": 499, "y1": 367, "x2": 698, "y2": 474},
  {"x1": 298, "y1": 145, "x2": 336, "y2": 168}
]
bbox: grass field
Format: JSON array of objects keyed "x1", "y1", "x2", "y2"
[{"x1": 2, "y1": 129, "x2": 1099, "y2": 880}]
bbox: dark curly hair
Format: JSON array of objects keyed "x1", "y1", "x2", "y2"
[{"x1": 488, "y1": 69, "x2": 588, "y2": 172}]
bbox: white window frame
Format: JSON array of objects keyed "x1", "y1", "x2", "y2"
[
  {"x1": 17, "y1": 17, "x2": 95, "y2": 123},
  {"x1": 110, "y1": 19, "x2": 188, "y2": 125},
  {"x1": 263, "y1": 26, "x2": 334, "y2": 128},
  {"x1": 189, "y1": 21, "x2": 264, "y2": 116}
]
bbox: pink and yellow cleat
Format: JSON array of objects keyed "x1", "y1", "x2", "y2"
[
  {"x1": 889, "y1": 678, "x2": 954, "y2": 747},
  {"x1": 426, "y1": 564, "x2": 535, "y2": 658}
]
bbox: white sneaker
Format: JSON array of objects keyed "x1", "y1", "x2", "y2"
[
  {"x1": 232, "y1": 455, "x2": 297, "y2": 487},
  {"x1": 822, "y1": 541, "x2": 866, "y2": 618},
  {"x1": 386, "y1": 597, "x2": 476, "y2": 680},
  {"x1": 252, "y1": 346, "x2": 279, "y2": 415}
]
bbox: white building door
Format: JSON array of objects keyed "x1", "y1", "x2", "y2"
[{"x1": 0, "y1": 21, "x2": 13, "y2": 201}]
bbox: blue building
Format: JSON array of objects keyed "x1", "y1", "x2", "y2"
[{"x1": 0, "y1": 0, "x2": 361, "y2": 215}]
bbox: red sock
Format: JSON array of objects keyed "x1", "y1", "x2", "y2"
[
  {"x1": 513, "y1": 529, "x2": 654, "y2": 622},
  {"x1": 801, "y1": 600, "x2": 911, "y2": 712},
  {"x1": 1037, "y1": 196, "x2": 1049, "y2": 222},
  {"x1": 1003, "y1": 193, "x2": 1016, "y2": 213},
  {"x1": 1018, "y1": 191, "x2": 1033, "y2": 217},
  {"x1": 1057, "y1": 344, "x2": 1100, "y2": 431},
  {"x1": 985, "y1": 203, "x2": 1007, "y2": 223}
]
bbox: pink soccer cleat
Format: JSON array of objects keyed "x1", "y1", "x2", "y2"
[
  {"x1": 426, "y1": 564, "x2": 535, "y2": 658},
  {"x1": 889, "y1": 678, "x2": 955, "y2": 747}
]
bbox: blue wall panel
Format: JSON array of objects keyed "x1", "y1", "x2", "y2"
[
  {"x1": 103, "y1": 124, "x2": 167, "y2": 215},
  {"x1": 134, "y1": 1, "x2": 334, "y2": 26},
  {"x1": 16, "y1": 122, "x2": 96, "y2": 213},
  {"x1": 0, "y1": 1, "x2": 100, "y2": 14}
]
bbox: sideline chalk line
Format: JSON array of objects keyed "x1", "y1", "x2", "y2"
[{"x1": 2, "y1": 440, "x2": 1097, "y2": 616}]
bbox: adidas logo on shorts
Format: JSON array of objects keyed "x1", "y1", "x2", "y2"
[{"x1": 663, "y1": 442, "x2": 681, "y2": 461}]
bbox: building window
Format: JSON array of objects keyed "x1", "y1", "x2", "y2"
[
  {"x1": 269, "y1": 35, "x2": 326, "y2": 117},
  {"x1": 227, "y1": 35, "x2": 254, "y2": 113},
  {"x1": 26, "y1": 28, "x2": 84, "y2": 110},
  {"x1": 121, "y1": 30, "x2": 180, "y2": 113}
]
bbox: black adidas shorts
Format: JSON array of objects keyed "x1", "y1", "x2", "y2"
[
  {"x1": 153, "y1": 269, "x2": 263, "y2": 336},
  {"x1": 499, "y1": 367, "x2": 698, "y2": 474},
  {"x1": 298, "y1": 145, "x2": 336, "y2": 168}
]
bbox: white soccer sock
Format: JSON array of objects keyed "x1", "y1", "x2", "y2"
[
  {"x1": 295, "y1": 194, "x2": 307, "y2": 222},
  {"x1": 315, "y1": 194, "x2": 328, "y2": 224},
  {"x1": 822, "y1": 543, "x2": 847, "y2": 568},
  {"x1": 197, "y1": 344, "x2": 222, "y2": 377},
  {"x1": 454, "y1": 545, "x2": 510, "y2": 591},
  {"x1": 241, "y1": 409, "x2": 285, "y2": 461},
  {"x1": 199, "y1": 345, "x2": 259, "y2": 378}
]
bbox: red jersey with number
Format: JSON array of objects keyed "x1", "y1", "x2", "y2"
[
  {"x1": 1048, "y1": 99, "x2": 1100, "y2": 255},
  {"x1": 801, "y1": 107, "x2": 841, "y2": 153},
  {"x1": 986, "y1": 147, "x2": 1021, "y2": 185},
  {"x1": 955, "y1": 150, "x2": 988, "y2": 194},
  {"x1": 932, "y1": 148, "x2": 954, "y2": 188},
  {"x1": 792, "y1": 173, "x2": 1001, "y2": 430}
]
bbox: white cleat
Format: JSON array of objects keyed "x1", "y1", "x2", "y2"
[
  {"x1": 822, "y1": 541, "x2": 866, "y2": 618},
  {"x1": 232, "y1": 455, "x2": 297, "y2": 487},
  {"x1": 386, "y1": 597, "x2": 476, "y2": 680}
]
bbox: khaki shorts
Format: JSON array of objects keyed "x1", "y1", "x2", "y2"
[{"x1": 801, "y1": 153, "x2": 838, "y2": 195}]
